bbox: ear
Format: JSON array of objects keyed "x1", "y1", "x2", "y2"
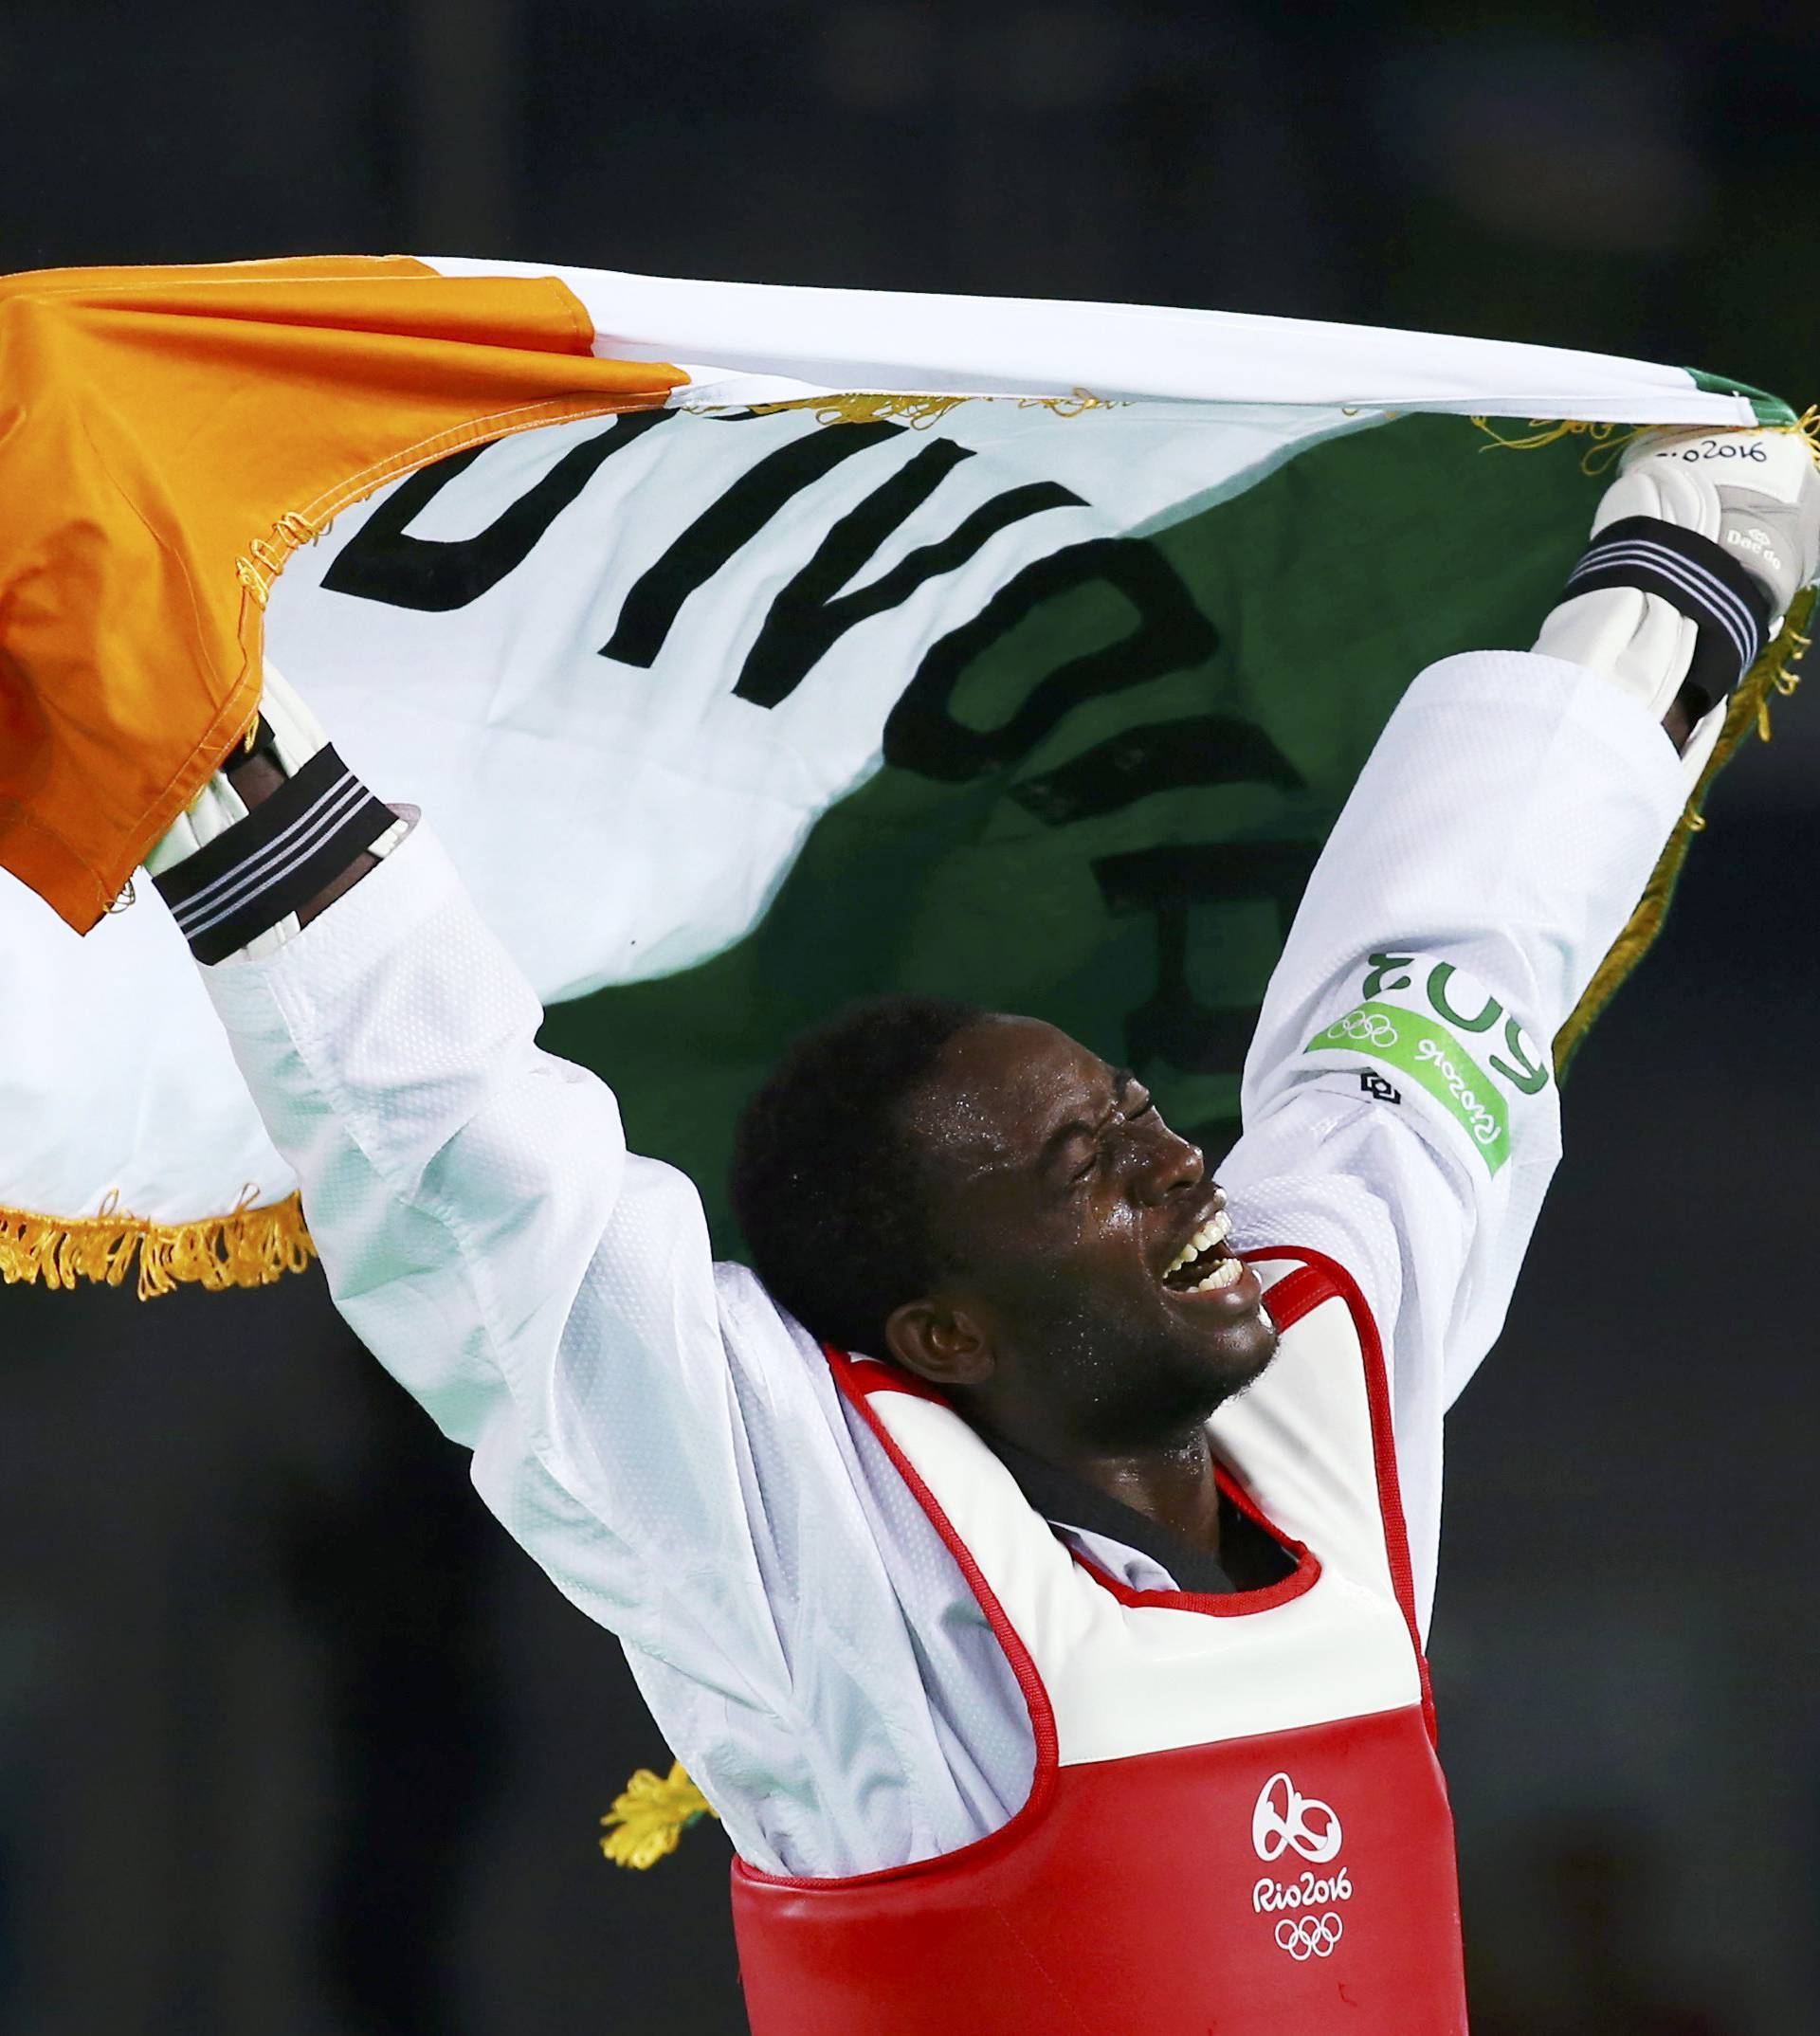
[{"x1": 883, "y1": 1298, "x2": 996, "y2": 1390}]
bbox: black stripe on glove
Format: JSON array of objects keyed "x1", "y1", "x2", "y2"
[{"x1": 1562, "y1": 514, "x2": 1773, "y2": 716}]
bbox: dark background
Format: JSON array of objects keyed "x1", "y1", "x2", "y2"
[{"x1": 3, "y1": 4, "x2": 1817, "y2": 2031}]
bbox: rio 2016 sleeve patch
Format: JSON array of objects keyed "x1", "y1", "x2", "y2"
[{"x1": 1301, "y1": 952, "x2": 1551, "y2": 1177}]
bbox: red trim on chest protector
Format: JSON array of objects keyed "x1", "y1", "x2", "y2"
[
  {"x1": 826, "y1": 1251, "x2": 1434, "y2": 1740},
  {"x1": 1065, "y1": 1502, "x2": 1319, "y2": 1615},
  {"x1": 828, "y1": 1336, "x2": 1324, "y2": 1617},
  {"x1": 1243, "y1": 1245, "x2": 1437, "y2": 1741},
  {"x1": 1255, "y1": 1259, "x2": 1332, "y2": 1331},
  {"x1": 737, "y1": 1342, "x2": 1061, "y2": 1893}
]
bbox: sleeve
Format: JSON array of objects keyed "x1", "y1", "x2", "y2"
[
  {"x1": 196, "y1": 818, "x2": 839, "y2": 1738},
  {"x1": 1219, "y1": 649, "x2": 1689, "y2": 1627}
]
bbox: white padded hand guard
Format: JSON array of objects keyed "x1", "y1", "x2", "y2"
[
  {"x1": 1535, "y1": 424, "x2": 1820, "y2": 784},
  {"x1": 1607, "y1": 425, "x2": 1820, "y2": 617}
]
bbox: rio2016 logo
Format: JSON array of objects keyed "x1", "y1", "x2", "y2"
[
  {"x1": 1250, "y1": 1773, "x2": 1354, "y2": 1956},
  {"x1": 1412, "y1": 1036, "x2": 1502, "y2": 1148},
  {"x1": 1251, "y1": 1771, "x2": 1341, "y2": 1862}
]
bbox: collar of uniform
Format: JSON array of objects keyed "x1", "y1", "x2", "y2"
[{"x1": 975, "y1": 1430, "x2": 1254, "y2": 1596}]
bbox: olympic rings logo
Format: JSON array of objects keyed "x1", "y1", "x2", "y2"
[
  {"x1": 1325, "y1": 1009, "x2": 1398, "y2": 1048},
  {"x1": 1274, "y1": 1913, "x2": 1344, "y2": 1960},
  {"x1": 1251, "y1": 1772, "x2": 1342, "y2": 1863}
]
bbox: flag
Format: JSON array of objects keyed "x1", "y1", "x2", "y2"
[{"x1": 0, "y1": 257, "x2": 1807, "y2": 1292}]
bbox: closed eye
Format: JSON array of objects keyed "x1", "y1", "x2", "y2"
[{"x1": 1068, "y1": 1092, "x2": 1155, "y2": 1182}]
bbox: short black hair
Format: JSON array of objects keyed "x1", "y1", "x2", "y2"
[{"x1": 729, "y1": 993, "x2": 984, "y2": 1356}]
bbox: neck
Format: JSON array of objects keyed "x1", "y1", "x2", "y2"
[{"x1": 1003, "y1": 1420, "x2": 1224, "y2": 1555}]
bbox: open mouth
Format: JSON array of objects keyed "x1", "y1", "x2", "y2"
[{"x1": 1158, "y1": 1209, "x2": 1244, "y2": 1295}]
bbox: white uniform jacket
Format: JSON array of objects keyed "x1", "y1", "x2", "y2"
[{"x1": 201, "y1": 649, "x2": 1687, "y2": 1876}]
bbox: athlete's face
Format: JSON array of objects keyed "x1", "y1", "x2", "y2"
[{"x1": 884, "y1": 1015, "x2": 1278, "y2": 1453}]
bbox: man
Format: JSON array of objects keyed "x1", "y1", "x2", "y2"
[{"x1": 141, "y1": 425, "x2": 1818, "y2": 2033}]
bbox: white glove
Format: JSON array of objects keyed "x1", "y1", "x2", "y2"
[
  {"x1": 1611, "y1": 424, "x2": 1820, "y2": 619},
  {"x1": 1535, "y1": 424, "x2": 1819, "y2": 784}
]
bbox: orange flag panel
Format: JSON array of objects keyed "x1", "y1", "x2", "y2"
[{"x1": 0, "y1": 255, "x2": 682, "y2": 931}]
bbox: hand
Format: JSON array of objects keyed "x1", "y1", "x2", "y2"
[
  {"x1": 143, "y1": 664, "x2": 396, "y2": 954},
  {"x1": 1535, "y1": 424, "x2": 1819, "y2": 770},
  {"x1": 1611, "y1": 425, "x2": 1820, "y2": 620},
  {"x1": 143, "y1": 663, "x2": 332, "y2": 880}
]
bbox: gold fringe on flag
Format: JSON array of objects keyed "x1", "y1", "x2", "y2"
[
  {"x1": 1471, "y1": 402, "x2": 1820, "y2": 478},
  {"x1": 1468, "y1": 414, "x2": 1645, "y2": 475},
  {"x1": 233, "y1": 506, "x2": 331, "y2": 611},
  {"x1": 1555, "y1": 582, "x2": 1814, "y2": 1071},
  {"x1": 599, "y1": 1760, "x2": 719, "y2": 1870},
  {"x1": 1784, "y1": 402, "x2": 1820, "y2": 464},
  {"x1": 729, "y1": 387, "x2": 1126, "y2": 430},
  {"x1": 0, "y1": 1188, "x2": 316, "y2": 1300},
  {"x1": 767, "y1": 391, "x2": 974, "y2": 429}
]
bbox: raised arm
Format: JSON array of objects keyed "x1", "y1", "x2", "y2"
[
  {"x1": 1220, "y1": 425, "x2": 1818, "y2": 1626},
  {"x1": 142, "y1": 675, "x2": 889, "y2": 1872}
]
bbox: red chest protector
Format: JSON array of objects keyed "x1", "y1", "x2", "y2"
[{"x1": 731, "y1": 1248, "x2": 1469, "y2": 2035}]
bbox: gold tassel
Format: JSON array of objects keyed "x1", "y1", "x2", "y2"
[
  {"x1": 233, "y1": 504, "x2": 328, "y2": 610},
  {"x1": 0, "y1": 1188, "x2": 316, "y2": 1300},
  {"x1": 599, "y1": 1761, "x2": 719, "y2": 1870},
  {"x1": 1770, "y1": 402, "x2": 1820, "y2": 464},
  {"x1": 1555, "y1": 581, "x2": 1815, "y2": 1070},
  {"x1": 743, "y1": 391, "x2": 972, "y2": 430},
  {"x1": 1475, "y1": 404, "x2": 1820, "y2": 481},
  {"x1": 1468, "y1": 416, "x2": 1641, "y2": 476},
  {"x1": 730, "y1": 387, "x2": 1125, "y2": 431},
  {"x1": 1014, "y1": 388, "x2": 1124, "y2": 419},
  {"x1": 234, "y1": 554, "x2": 273, "y2": 608}
]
